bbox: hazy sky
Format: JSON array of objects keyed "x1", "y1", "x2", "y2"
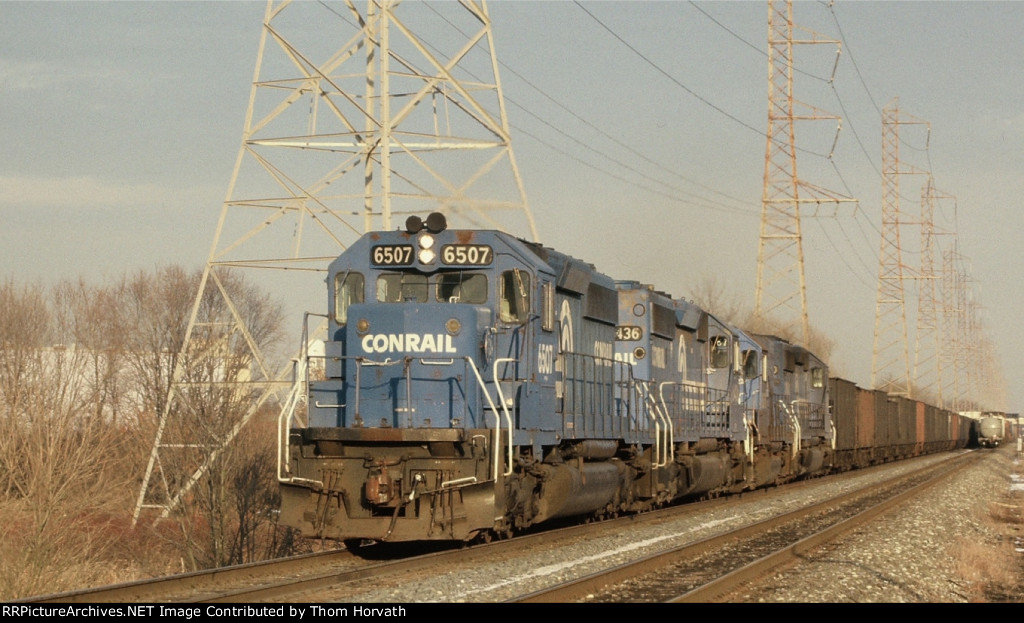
[{"x1": 2, "y1": 1, "x2": 1021, "y2": 414}]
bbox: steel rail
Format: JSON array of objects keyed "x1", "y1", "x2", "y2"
[
  {"x1": 511, "y1": 451, "x2": 979, "y2": 603},
  {"x1": 670, "y1": 452, "x2": 981, "y2": 602}
]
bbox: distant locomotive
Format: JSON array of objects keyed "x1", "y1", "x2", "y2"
[
  {"x1": 972, "y1": 412, "x2": 1008, "y2": 448},
  {"x1": 277, "y1": 215, "x2": 974, "y2": 545}
]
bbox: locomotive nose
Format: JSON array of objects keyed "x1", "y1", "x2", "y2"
[{"x1": 345, "y1": 303, "x2": 488, "y2": 429}]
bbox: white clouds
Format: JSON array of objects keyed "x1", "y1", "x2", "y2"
[
  {"x1": 0, "y1": 174, "x2": 210, "y2": 211},
  {"x1": 0, "y1": 58, "x2": 57, "y2": 91},
  {"x1": 0, "y1": 57, "x2": 124, "y2": 93}
]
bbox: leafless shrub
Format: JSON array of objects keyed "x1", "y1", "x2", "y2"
[
  {"x1": 684, "y1": 273, "x2": 835, "y2": 361},
  {"x1": 128, "y1": 267, "x2": 299, "y2": 571},
  {"x1": 0, "y1": 267, "x2": 300, "y2": 598},
  {"x1": 158, "y1": 418, "x2": 302, "y2": 571},
  {"x1": 0, "y1": 279, "x2": 138, "y2": 599}
]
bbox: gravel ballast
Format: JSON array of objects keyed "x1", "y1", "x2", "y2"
[{"x1": 338, "y1": 449, "x2": 1024, "y2": 603}]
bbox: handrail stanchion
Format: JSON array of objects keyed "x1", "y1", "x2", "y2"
[
  {"x1": 465, "y1": 357, "x2": 509, "y2": 481},
  {"x1": 490, "y1": 358, "x2": 516, "y2": 477}
]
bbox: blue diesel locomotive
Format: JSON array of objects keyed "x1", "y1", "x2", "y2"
[{"x1": 277, "y1": 215, "x2": 837, "y2": 544}]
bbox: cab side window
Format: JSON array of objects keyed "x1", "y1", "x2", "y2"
[
  {"x1": 811, "y1": 367, "x2": 825, "y2": 389},
  {"x1": 335, "y1": 272, "x2": 364, "y2": 325},
  {"x1": 499, "y1": 269, "x2": 530, "y2": 323},
  {"x1": 709, "y1": 335, "x2": 730, "y2": 369},
  {"x1": 741, "y1": 349, "x2": 759, "y2": 379}
]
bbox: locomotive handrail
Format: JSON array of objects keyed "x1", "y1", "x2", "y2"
[
  {"x1": 789, "y1": 398, "x2": 828, "y2": 437},
  {"x1": 639, "y1": 382, "x2": 670, "y2": 467},
  {"x1": 278, "y1": 356, "x2": 317, "y2": 485},
  {"x1": 490, "y1": 357, "x2": 517, "y2": 478},
  {"x1": 560, "y1": 352, "x2": 633, "y2": 439},
  {"x1": 658, "y1": 379, "x2": 706, "y2": 442},
  {"x1": 656, "y1": 382, "x2": 677, "y2": 465},
  {"x1": 465, "y1": 356, "x2": 514, "y2": 479},
  {"x1": 635, "y1": 384, "x2": 664, "y2": 467},
  {"x1": 281, "y1": 344, "x2": 511, "y2": 483},
  {"x1": 358, "y1": 357, "x2": 404, "y2": 367},
  {"x1": 783, "y1": 399, "x2": 801, "y2": 459},
  {"x1": 403, "y1": 357, "x2": 413, "y2": 428},
  {"x1": 741, "y1": 408, "x2": 755, "y2": 463},
  {"x1": 278, "y1": 313, "x2": 327, "y2": 488}
]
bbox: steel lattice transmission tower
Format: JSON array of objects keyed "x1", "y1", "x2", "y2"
[
  {"x1": 755, "y1": 0, "x2": 853, "y2": 346},
  {"x1": 911, "y1": 176, "x2": 948, "y2": 405},
  {"x1": 871, "y1": 98, "x2": 928, "y2": 397},
  {"x1": 961, "y1": 288, "x2": 1006, "y2": 411},
  {"x1": 939, "y1": 245, "x2": 964, "y2": 409},
  {"x1": 962, "y1": 296, "x2": 982, "y2": 409},
  {"x1": 133, "y1": 0, "x2": 536, "y2": 526},
  {"x1": 937, "y1": 243, "x2": 1007, "y2": 412}
]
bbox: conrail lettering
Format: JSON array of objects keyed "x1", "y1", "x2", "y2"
[{"x1": 361, "y1": 333, "x2": 458, "y2": 354}]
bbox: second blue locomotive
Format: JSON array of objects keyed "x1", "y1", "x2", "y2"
[{"x1": 278, "y1": 215, "x2": 835, "y2": 544}]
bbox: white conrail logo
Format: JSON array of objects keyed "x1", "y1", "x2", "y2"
[
  {"x1": 361, "y1": 333, "x2": 457, "y2": 354},
  {"x1": 559, "y1": 300, "x2": 573, "y2": 353}
]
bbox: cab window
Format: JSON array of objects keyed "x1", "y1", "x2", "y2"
[
  {"x1": 334, "y1": 272, "x2": 364, "y2": 325},
  {"x1": 811, "y1": 367, "x2": 825, "y2": 389},
  {"x1": 709, "y1": 335, "x2": 730, "y2": 369},
  {"x1": 542, "y1": 282, "x2": 555, "y2": 331},
  {"x1": 499, "y1": 269, "x2": 530, "y2": 323},
  {"x1": 436, "y1": 272, "x2": 488, "y2": 304},
  {"x1": 377, "y1": 273, "x2": 428, "y2": 303},
  {"x1": 741, "y1": 349, "x2": 759, "y2": 379}
]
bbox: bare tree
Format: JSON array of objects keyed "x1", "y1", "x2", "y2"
[
  {"x1": 684, "y1": 273, "x2": 748, "y2": 326},
  {"x1": 0, "y1": 267, "x2": 299, "y2": 598},
  {"x1": 0, "y1": 279, "x2": 50, "y2": 415},
  {"x1": 53, "y1": 279, "x2": 130, "y2": 422},
  {"x1": 140, "y1": 268, "x2": 295, "y2": 570},
  {"x1": 685, "y1": 273, "x2": 835, "y2": 362},
  {"x1": 0, "y1": 279, "x2": 135, "y2": 599},
  {"x1": 119, "y1": 266, "x2": 198, "y2": 422}
]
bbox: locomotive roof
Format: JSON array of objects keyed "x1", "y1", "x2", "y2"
[
  {"x1": 331, "y1": 225, "x2": 618, "y2": 296},
  {"x1": 516, "y1": 236, "x2": 616, "y2": 295}
]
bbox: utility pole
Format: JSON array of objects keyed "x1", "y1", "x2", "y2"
[{"x1": 133, "y1": 0, "x2": 535, "y2": 526}]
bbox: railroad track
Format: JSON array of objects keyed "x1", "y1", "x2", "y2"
[
  {"x1": 512, "y1": 451, "x2": 981, "y2": 602},
  {"x1": 19, "y1": 452, "x2": 975, "y2": 603},
  {"x1": 18, "y1": 511, "x2": 683, "y2": 602}
]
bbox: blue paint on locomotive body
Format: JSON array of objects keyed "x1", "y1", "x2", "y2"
[
  {"x1": 611, "y1": 282, "x2": 750, "y2": 446},
  {"x1": 732, "y1": 326, "x2": 764, "y2": 420},
  {"x1": 749, "y1": 333, "x2": 831, "y2": 445},
  {"x1": 306, "y1": 223, "x2": 653, "y2": 453}
]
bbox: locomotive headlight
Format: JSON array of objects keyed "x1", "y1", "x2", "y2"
[
  {"x1": 634, "y1": 347, "x2": 646, "y2": 360},
  {"x1": 418, "y1": 233, "x2": 436, "y2": 264},
  {"x1": 446, "y1": 318, "x2": 461, "y2": 335},
  {"x1": 356, "y1": 318, "x2": 370, "y2": 334}
]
